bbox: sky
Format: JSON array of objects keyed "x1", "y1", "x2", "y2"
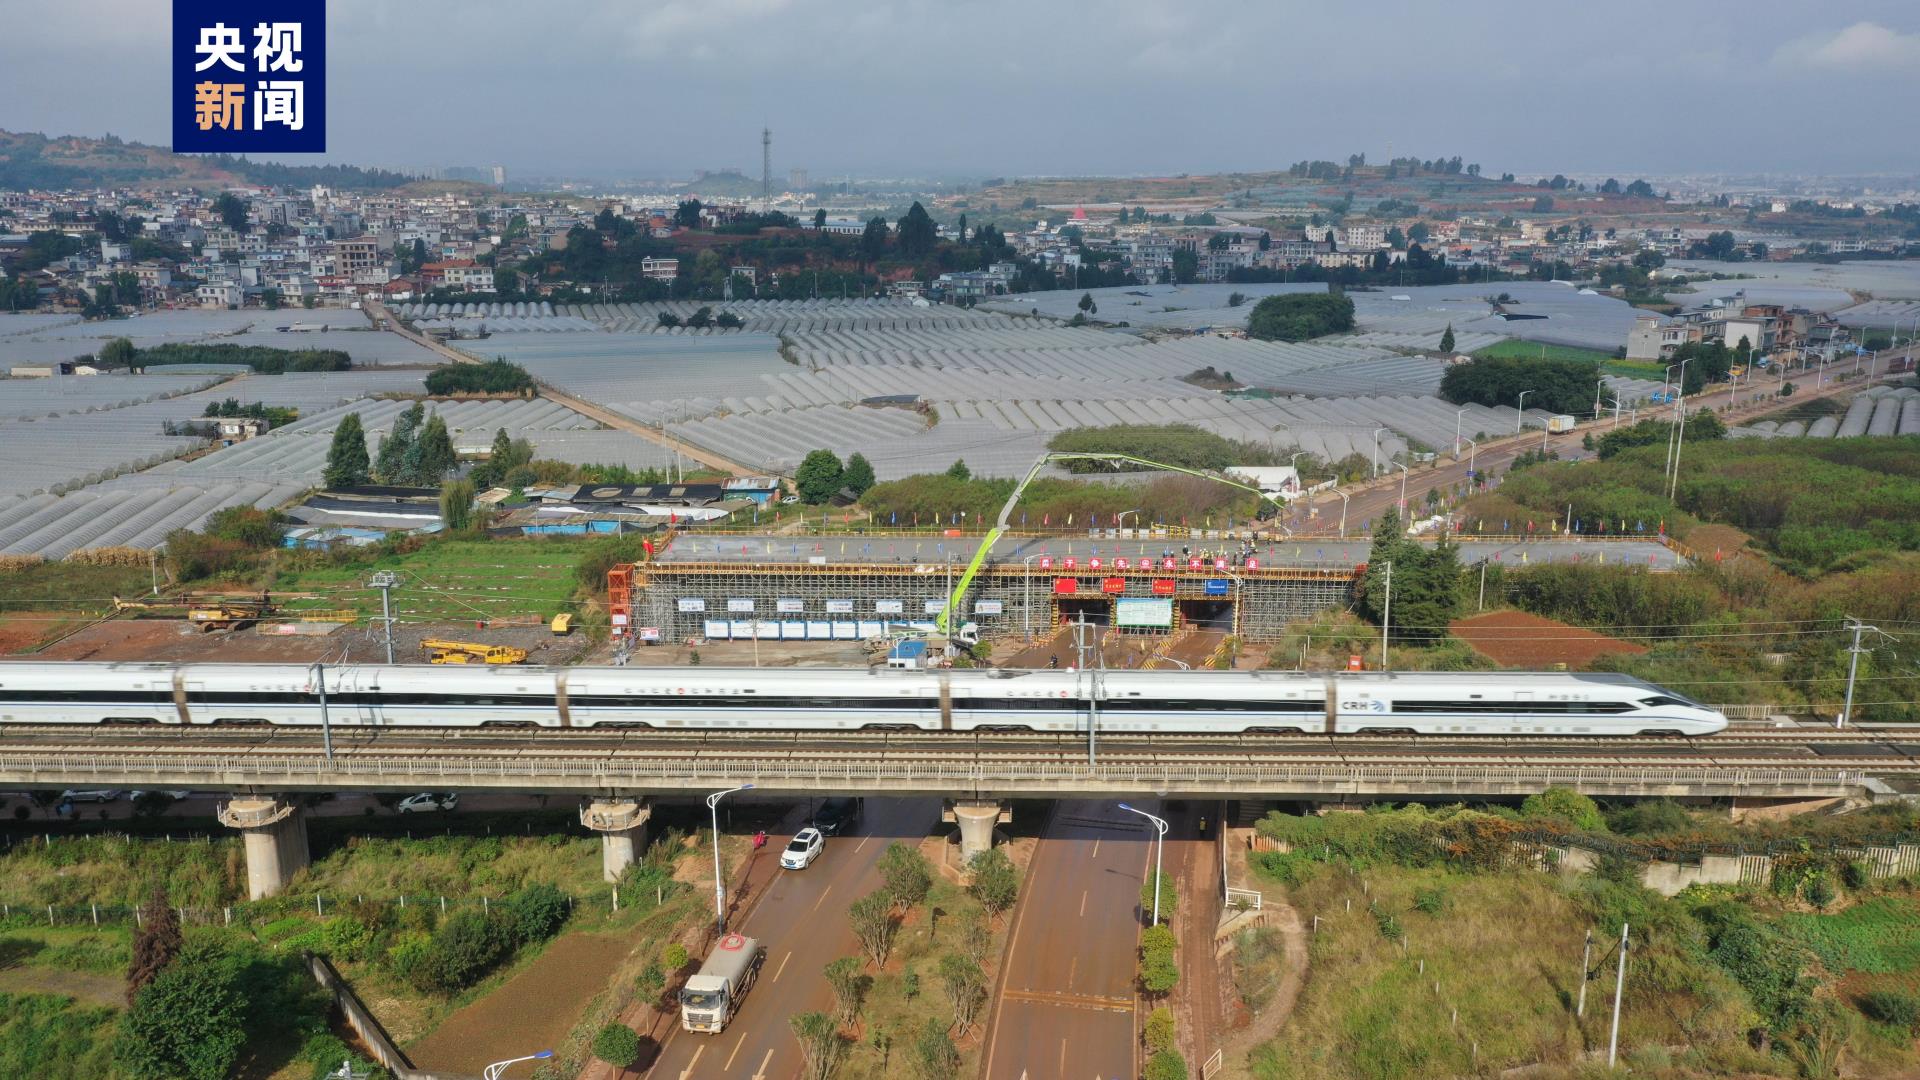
[{"x1": 5, "y1": 0, "x2": 1920, "y2": 180}]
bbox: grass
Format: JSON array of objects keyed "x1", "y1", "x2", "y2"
[
  {"x1": 1240, "y1": 863, "x2": 1778, "y2": 1080},
  {"x1": 1779, "y1": 897, "x2": 1920, "y2": 975},
  {"x1": 0, "y1": 561, "x2": 151, "y2": 614},
  {"x1": 0, "y1": 833, "x2": 243, "y2": 909},
  {"x1": 0, "y1": 992, "x2": 120, "y2": 1077},
  {"x1": 0, "y1": 927, "x2": 130, "y2": 974},
  {"x1": 270, "y1": 537, "x2": 593, "y2": 622},
  {"x1": 1473, "y1": 339, "x2": 1617, "y2": 367}
]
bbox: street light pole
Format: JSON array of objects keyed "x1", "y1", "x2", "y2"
[
  {"x1": 1464, "y1": 438, "x2": 1477, "y2": 486},
  {"x1": 706, "y1": 784, "x2": 754, "y2": 933},
  {"x1": 1607, "y1": 922, "x2": 1629, "y2": 1069},
  {"x1": 1515, "y1": 389, "x2": 1533, "y2": 433},
  {"x1": 1454, "y1": 408, "x2": 1466, "y2": 457},
  {"x1": 1021, "y1": 554, "x2": 1040, "y2": 643},
  {"x1": 483, "y1": 1051, "x2": 554, "y2": 1080},
  {"x1": 314, "y1": 662, "x2": 331, "y2": 763},
  {"x1": 1117, "y1": 802, "x2": 1169, "y2": 926},
  {"x1": 1393, "y1": 460, "x2": 1409, "y2": 510}
]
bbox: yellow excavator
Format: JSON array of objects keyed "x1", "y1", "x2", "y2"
[
  {"x1": 421, "y1": 639, "x2": 529, "y2": 665},
  {"x1": 933, "y1": 452, "x2": 1287, "y2": 637}
]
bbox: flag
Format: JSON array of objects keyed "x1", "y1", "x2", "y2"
[
  {"x1": 1020, "y1": 512, "x2": 1026, "y2": 525},
  {"x1": 1044, "y1": 513, "x2": 1050, "y2": 526},
  {"x1": 1067, "y1": 514, "x2": 1074, "y2": 526},
  {"x1": 890, "y1": 511, "x2": 897, "y2": 525}
]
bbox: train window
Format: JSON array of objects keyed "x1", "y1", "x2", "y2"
[{"x1": 1639, "y1": 696, "x2": 1689, "y2": 708}]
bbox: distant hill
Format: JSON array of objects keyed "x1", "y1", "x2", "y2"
[{"x1": 0, "y1": 130, "x2": 418, "y2": 191}]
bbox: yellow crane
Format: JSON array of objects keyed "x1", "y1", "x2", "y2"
[
  {"x1": 420, "y1": 639, "x2": 529, "y2": 665},
  {"x1": 934, "y1": 452, "x2": 1287, "y2": 636}
]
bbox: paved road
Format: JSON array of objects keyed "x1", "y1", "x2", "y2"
[
  {"x1": 982, "y1": 800, "x2": 1150, "y2": 1080},
  {"x1": 664, "y1": 534, "x2": 1680, "y2": 570},
  {"x1": 641, "y1": 797, "x2": 938, "y2": 1080}
]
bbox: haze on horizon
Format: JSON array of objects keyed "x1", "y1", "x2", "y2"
[{"x1": 6, "y1": 0, "x2": 1920, "y2": 181}]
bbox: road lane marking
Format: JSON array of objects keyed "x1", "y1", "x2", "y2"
[
  {"x1": 1059, "y1": 1038, "x2": 1067, "y2": 1075},
  {"x1": 810, "y1": 884, "x2": 834, "y2": 912},
  {"x1": 1079, "y1": 890, "x2": 1087, "y2": 917},
  {"x1": 771, "y1": 950, "x2": 792, "y2": 983},
  {"x1": 1068, "y1": 956, "x2": 1077, "y2": 988},
  {"x1": 676, "y1": 1044, "x2": 703, "y2": 1080},
  {"x1": 723, "y1": 1034, "x2": 747, "y2": 1072},
  {"x1": 1091, "y1": 837, "x2": 1101, "y2": 859},
  {"x1": 1000, "y1": 987, "x2": 1134, "y2": 1012},
  {"x1": 750, "y1": 1049, "x2": 774, "y2": 1080},
  {"x1": 855, "y1": 835, "x2": 872, "y2": 853}
]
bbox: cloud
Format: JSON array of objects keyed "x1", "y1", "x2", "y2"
[{"x1": 1774, "y1": 21, "x2": 1920, "y2": 69}]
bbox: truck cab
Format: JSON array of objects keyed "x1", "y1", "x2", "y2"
[{"x1": 679, "y1": 933, "x2": 764, "y2": 1033}]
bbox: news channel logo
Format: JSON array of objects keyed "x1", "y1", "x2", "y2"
[{"x1": 172, "y1": 0, "x2": 326, "y2": 153}]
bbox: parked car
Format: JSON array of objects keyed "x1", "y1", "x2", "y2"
[
  {"x1": 812, "y1": 797, "x2": 860, "y2": 837},
  {"x1": 128, "y1": 791, "x2": 192, "y2": 801},
  {"x1": 60, "y1": 789, "x2": 120, "y2": 803},
  {"x1": 780, "y1": 827, "x2": 825, "y2": 870},
  {"x1": 396, "y1": 792, "x2": 459, "y2": 813}
]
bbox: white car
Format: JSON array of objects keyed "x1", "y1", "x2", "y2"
[
  {"x1": 396, "y1": 792, "x2": 459, "y2": 813},
  {"x1": 60, "y1": 789, "x2": 120, "y2": 803},
  {"x1": 780, "y1": 828, "x2": 825, "y2": 870}
]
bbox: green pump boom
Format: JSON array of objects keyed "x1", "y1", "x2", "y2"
[{"x1": 933, "y1": 452, "x2": 1286, "y2": 634}]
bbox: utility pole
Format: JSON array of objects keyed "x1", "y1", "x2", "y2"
[
  {"x1": 1839, "y1": 616, "x2": 1886, "y2": 729},
  {"x1": 1607, "y1": 922, "x2": 1629, "y2": 1068},
  {"x1": 761, "y1": 127, "x2": 772, "y2": 212},
  {"x1": 315, "y1": 662, "x2": 332, "y2": 762},
  {"x1": 1575, "y1": 929, "x2": 1592, "y2": 1017},
  {"x1": 1380, "y1": 560, "x2": 1392, "y2": 669},
  {"x1": 369, "y1": 571, "x2": 398, "y2": 664}
]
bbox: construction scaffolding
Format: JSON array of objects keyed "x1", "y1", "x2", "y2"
[{"x1": 630, "y1": 560, "x2": 1356, "y2": 644}]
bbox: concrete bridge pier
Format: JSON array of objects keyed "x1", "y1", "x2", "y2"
[
  {"x1": 581, "y1": 797, "x2": 653, "y2": 882},
  {"x1": 216, "y1": 796, "x2": 310, "y2": 900},
  {"x1": 947, "y1": 800, "x2": 1011, "y2": 865}
]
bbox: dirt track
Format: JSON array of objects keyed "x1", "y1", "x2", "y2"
[{"x1": 407, "y1": 932, "x2": 629, "y2": 1074}]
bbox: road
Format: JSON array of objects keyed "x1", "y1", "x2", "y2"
[
  {"x1": 1296, "y1": 359, "x2": 1911, "y2": 537},
  {"x1": 982, "y1": 800, "x2": 1149, "y2": 1080},
  {"x1": 640, "y1": 797, "x2": 938, "y2": 1080}
]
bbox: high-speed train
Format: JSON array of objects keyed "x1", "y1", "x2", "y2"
[{"x1": 0, "y1": 662, "x2": 1728, "y2": 736}]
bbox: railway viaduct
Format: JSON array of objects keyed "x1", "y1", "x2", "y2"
[{"x1": 3, "y1": 727, "x2": 1914, "y2": 899}]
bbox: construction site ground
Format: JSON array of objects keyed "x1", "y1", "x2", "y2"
[
  {"x1": 1449, "y1": 610, "x2": 1647, "y2": 669},
  {"x1": 31, "y1": 617, "x2": 588, "y2": 665},
  {"x1": 994, "y1": 627, "x2": 1227, "y2": 670}
]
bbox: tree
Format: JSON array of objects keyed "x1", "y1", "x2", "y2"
[
  {"x1": 814, "y1": 208, "x2": 827, "y2": 229},
  {"x1": 1139, "y1": 925, "x2": 1180, "y2": 995},
  {"x1": 592, "y1": 1023, "x2": 641, "y2": 1069},
  {"x1": 1078, "y1": 291, "x2": 1096, "y2": 314},
  {"x1": 790, "y1": 1011, "x2": 846, "y2": 1080},
  {"x1": 945, "y1": 459, "x2": 971, "y2": 482},
  {"x1": 823, "y1": 956, "x2": 868, "y2": 1026},
  {"x1": 1141, "y1": 870, "x2": 1179, "y2": 920},
  {"x1": 323, "y1": 412, "x2": 371, "y2": 489},
  {"x1": 968, "y1": 849, "x2": 1020, "y2": 919},
  {"x1": 126, "y1": 887, "x2": 182, "y2": 1005},
  {"x1": 842, "y1": 453, "x2": 876, "y2": 496},
  {"x1": 1439, "y1": 353, "x2": 1600, "y2": 414},
  {"x1": 1246, "y1": 293, "x2": 1356, "y2": 342},
  {"x1": 662, "y1": 942, "x2": 690, "y2": 972},
  {"x1": 958, "y1": 912, "x2": 992, "y2": 967},
  {"x1": 938, "y1": 954, "x2": 987, "y2": 1035},
  {"x1": 909, "y1": 1019, "x2": 961, "y2": 1080},
  {"x1": 99, "y1": 336, "x2": 136, "y2": 369},
  {"x1": 1171, "y1": 249, "x2": 1199, "y2": 283},
  {"x1": 440, "y1": 478, "x2": 477, "y2": 533},
  {"x1": 375, "y1": 402, "x2": 425, "y2": 482},
  {"x1": 878, "y1": 842, "x2": 933, "y2": 910},
  {"x1": 896, "y1": 202, "x2": 938, "y2": 258},
  {"x1": 116, "y1": 940, "x2": 247, "y2": 1080},
  {"x1": 796, "y1": 449, "x2": 846, "y2": 505},
  {"x1": 673, "y1": 199, "x2": 703, "y2": 229},
  {"x1": 1438, "y1": 324, "x2": 1455, "y2": 354},
  {"x1": 212, "y1": 192, "x2": 250, "y2": 233},
  {"x1": 1521, "y1": 787, "x2": 1607, "y2": 831},
  {"x1": 408, "y1": 414, "x2": 456, "y2": 486},
  {"x1": 657, "y1": 311, "x2": 681, "y2": 327},
  {"x1": 848, "y1": 891, "x2": 900, "y2": 968},
  {"x1": 861, "y1": 216, "x2": 889, "y2": 264}
]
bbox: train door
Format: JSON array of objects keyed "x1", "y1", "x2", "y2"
[
  {"x1": 1513, "y1": 691, "x2": 1534, "y2": 733},
  {"x1": 351, "y1": 670, "x2": 386, "y2": 727}
]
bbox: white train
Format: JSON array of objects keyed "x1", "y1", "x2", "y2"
[{"x1": 0, "y1": 663, "x2": 1727, "y2": 736}]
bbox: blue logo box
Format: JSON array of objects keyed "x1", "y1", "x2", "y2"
[{"x1": 172, "y1": 0, "x2": 326, "y2": 153}]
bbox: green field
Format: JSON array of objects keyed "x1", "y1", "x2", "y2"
[
  {"x1": 1473, "y1": 339, "x2": 1619, "y2": 366},
  {"x1": 272, "y1": 539, "x2": 594, "y2": 623}
]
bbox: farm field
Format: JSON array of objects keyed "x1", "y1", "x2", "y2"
[{"x1": 1449, "y1": 609, "x2": 1646, "y2": 668}]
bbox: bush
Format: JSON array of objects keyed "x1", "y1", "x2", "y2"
[
  {"x1": 401, "y1": 909, "x2": 515, "y2": 993},
  {"x1": 503, "y1": 882, "x2": 569, "y2": 944},
  {"x1": 968, "y1": 849, "x2": 1020, "y2": 918},
  {"x1": 1519, "y1": 787, "x2": 1607, "y2": 832},
  {"x1": 591, "y1": 1022, "x2": 641, "y2": 1068},
  {"x1": 1861, "y1": 989, "x2": 1920, "y2": 1032},
  {"x1": 1145, "y1": 1006, "x2": 1176, "y2": 1052},
  {"x1": 1144, "y1": 1048, "x2": 1189, "y2": 1080},
  {"x1": 662, "y1": 942, "x2": 689, "y2": 971},
  {"x1": 202, "y1": 505, "x2": 287, "y2": 549},
  {"x1": 136, "y1": 342, "x2": 350, "y2": 373},
  {"x1": 1412, "y1": 886, "x2": 1446, "y2": 915}
]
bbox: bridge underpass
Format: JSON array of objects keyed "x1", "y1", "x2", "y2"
[{"x1": 3, "y1": 727, "x2": 1914, "y2": 898}]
